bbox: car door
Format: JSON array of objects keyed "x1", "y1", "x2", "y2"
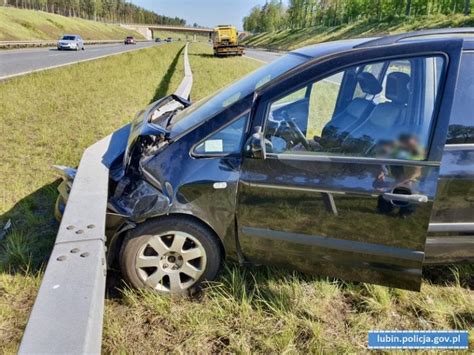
[{"x1": 236, "y1": 39, "x2": 463, "y2": 290}]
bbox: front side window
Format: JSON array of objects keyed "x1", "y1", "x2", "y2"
[
  {"x1": 264, "y1": 56, "x2": 445, "y2": 161},
  {"x1": 193, "y1": 114, "x2": 248, "y2": 156},
  {"x1": 447, "y1": 52, "x2": 474, "y2": 144},
  {"x1": 170, "y1": 53, "x2": 308, "y2": 135}
]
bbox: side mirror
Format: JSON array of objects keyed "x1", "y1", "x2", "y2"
[{"x1": 244, "y1": 126, "x2": 265, "y2": 159}]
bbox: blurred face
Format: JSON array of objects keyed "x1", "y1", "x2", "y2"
[{"x1": 400, "y1": 135, "x2": 420, "y2": 155}]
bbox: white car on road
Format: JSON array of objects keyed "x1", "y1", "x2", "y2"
[{"x1": 57, "y1": 35, "x2": 84, "y2": 51}]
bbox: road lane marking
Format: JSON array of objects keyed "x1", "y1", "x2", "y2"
[
  {"x1": 244, "y1": 54, "x2": 268, "y2": 63},
  {"x1": 0, "y1": 43, "x2": 157, "y2": 81}
]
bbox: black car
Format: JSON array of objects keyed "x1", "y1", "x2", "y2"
[
  {"x1": 124, "y1": 36, "x2": 136, "y2": 45},
  {"x1": 155, "y1": 38, "x2": 161, "y2": 43},
  {"x1": 56, "y1": 29, "x2": 474, "y2": 295}
]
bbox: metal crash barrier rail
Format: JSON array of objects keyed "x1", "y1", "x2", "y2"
[{"x1": 19, "y1": 43, "x2": 193, "y2": 354}]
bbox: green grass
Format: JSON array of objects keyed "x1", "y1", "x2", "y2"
[
  {"x1": 0, "y1": 7, "x2": 143, "y2": 41},
  {"x1": 0, "y1": 42, "x2": 473, "y2": 352},
  {"x1": 187, "y1": 43, "x2": 261, "y2": 99},
  {"x1": 242, "y1": 13, "x2": 474, "y2": 50},
  {"x1": 152, "y1": 30, "x2": 210, "y2": 43}
]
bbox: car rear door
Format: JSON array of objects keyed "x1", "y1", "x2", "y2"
[{"x1": 236, "y1": 39, "x2": 463, "y2": 290}]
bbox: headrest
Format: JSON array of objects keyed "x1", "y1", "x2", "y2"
[
  {"x1": 357, "y1": 72, "x2": 382, "y2": 96},
  {"x1": 386, "y1": 72, "x2": 410, "y2": 104}
]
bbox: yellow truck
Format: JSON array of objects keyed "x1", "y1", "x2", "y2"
[{"x1": 212, "y1": 25, "x2": 244, "y2": 57}]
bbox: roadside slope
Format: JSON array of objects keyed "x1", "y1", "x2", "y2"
[
  {"x1": 243, "y1": 14, "x2": 474, "y2": 50},
  {"x1": 0, "y1": 7, "x2": 143, "y2": 41}
]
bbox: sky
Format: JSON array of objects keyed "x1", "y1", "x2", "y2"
[{"x1": 132, "y1": 0, "x2": 274, "y2": 29}]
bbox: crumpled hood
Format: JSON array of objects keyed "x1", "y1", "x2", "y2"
[{"x1": 106, "y1": 95, "x2": 191, "y2": 182}]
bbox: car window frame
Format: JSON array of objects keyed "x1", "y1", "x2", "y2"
[
  {"x1": 445, "y1": 50, "x2": 474, "y2": 147},
  {"x1": 190, "y1": 111, "x2": 250, "y2": 158},
  {"x1": 258, "y1": 52, "x2": 450, "y2": 165}
]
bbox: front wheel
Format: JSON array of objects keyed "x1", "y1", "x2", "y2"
[{"x1": 120, "y1": 216, "x2": 223, "y2": 295}]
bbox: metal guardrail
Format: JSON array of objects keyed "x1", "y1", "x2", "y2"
[
  {"x1": 175, "y1": 43, "x2": 193, "y2": 99},
  {"x1": 19, "y1": 42, "x2": 193, "y2": 354},
  {"x1": 0, "y1": 39, "x2": 150, "y2": 49}
]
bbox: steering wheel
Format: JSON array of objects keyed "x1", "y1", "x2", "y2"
[{"x1": 283, "y1": 117, "x2": 311, "y2": 151}]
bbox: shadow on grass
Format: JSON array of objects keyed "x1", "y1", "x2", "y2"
[
  {"x1": 189, "y1": 53, "x2": 215, "y2": 59},
  {"x1": 423, "y1": 265, "x2": 474, "y2": 289},
  {"x1": 150, "y1": 45, "x2": 185, "y2": 103},
  {"x1": 0, "y1": 181, "x2": 59, "y2": 274}
]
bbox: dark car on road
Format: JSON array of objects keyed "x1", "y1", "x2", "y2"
[
  {"x1": 56, "y1": 29, "x2": 474, "y2": 295},
  {"x1": 155, "y1": 38, "x2": 161, "y2": 43},
  {"x1": 124, "y1": 36, "x2": 136, "y2": 45}
]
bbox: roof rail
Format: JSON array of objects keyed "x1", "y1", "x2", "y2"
[{"x1": 356, "y1": 28, "x2": 474, "y2": 48}]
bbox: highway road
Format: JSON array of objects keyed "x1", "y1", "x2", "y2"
[
  {"x1": 244, "y1": 48, "x2": 283, "y2": 63},
  {"x1": 0, "y1": 43, "x2": 281, "y2": 80},
  {"x1": 0, "y1": 41, "x2": 157, "y2": 80}
]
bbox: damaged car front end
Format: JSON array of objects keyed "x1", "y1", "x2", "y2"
[
  {"x1": 55, "y1": 95, "x2": 188, "y2": 223},
  {"x1": 54, "y1": 94, "x2": 197, "y2": 252},
  {"x1": 108, "y1": 94, "x2": 191, "y2": 222},
  {"x1": 54, "y1": 90, "x2": 248, "y2": 271}
]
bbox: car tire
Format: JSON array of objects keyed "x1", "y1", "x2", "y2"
[{"x1": 120, "y1": 216, "x2": 223, "y2": 295}]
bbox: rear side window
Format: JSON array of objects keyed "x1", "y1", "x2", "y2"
[{"x1": 447, "y1": 52, "x2": 474, "y2": 144}]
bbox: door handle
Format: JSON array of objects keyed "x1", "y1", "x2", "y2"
[{"x1": 382, "y1": 193, "x2": 428, "y2": 204}]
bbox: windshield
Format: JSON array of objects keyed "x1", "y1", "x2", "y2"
[
  {"x1": 62, "y1": 36, "x2": 76, "y2": 40},
  {"x1": 170, "y1": 53, "x2": 309, "y2": 135}
]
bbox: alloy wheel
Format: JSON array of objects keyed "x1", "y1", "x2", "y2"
[{"x1": 135, "y1": 231, "x2": 207, "y2": 293}]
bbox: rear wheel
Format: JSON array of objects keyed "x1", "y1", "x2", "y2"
[{"x1": 120, "y1": 216, "x2": 223, "y2": 295}]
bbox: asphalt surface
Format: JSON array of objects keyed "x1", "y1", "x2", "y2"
[
  {"x1": 244, "y1": 48, "x2": 283, "y2": 63},
  {"x1": 0, "y1": 42, "x2": 281, "y2": 80},
  {"x1": 0, "y1": 41, "x2": 158, "y2": 79}
]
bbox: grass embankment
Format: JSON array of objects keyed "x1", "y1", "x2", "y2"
[
  {"x1": 0, "y1": 7, "x2": 143, "y2": 41},
  {"x1": 243, "y1": 14, "x2": 474, "y2": 50},
  {"x1": 0, "y1": 43, "x2": 473, "y2": 352}
]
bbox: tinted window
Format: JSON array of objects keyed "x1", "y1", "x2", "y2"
[
  {"x1": 264, "y1": 56, "x2": 445, "y2": 161},
  {"x1": 62, "y1": 36, "x2": 76, "y2": 40},
  {"x1": 447, "y1": 52, "x2": 474, "y2": 144},
  {"x1": 193, "y1": 114, "x2": 247, "y2": 155},
  {"x1": 353, "y1": 62, "x2": 384, "y2": 99},
  {"x1": 170, "y1": 53, "x2": 308, "y2": 135}
]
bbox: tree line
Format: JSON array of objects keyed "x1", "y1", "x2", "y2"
[
  {"x1": 2, "y1": 0, "x2": 186, "y2": 25},
  {"x1": 243, "y1": 0, "x2": 472, "y2": 33}
]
